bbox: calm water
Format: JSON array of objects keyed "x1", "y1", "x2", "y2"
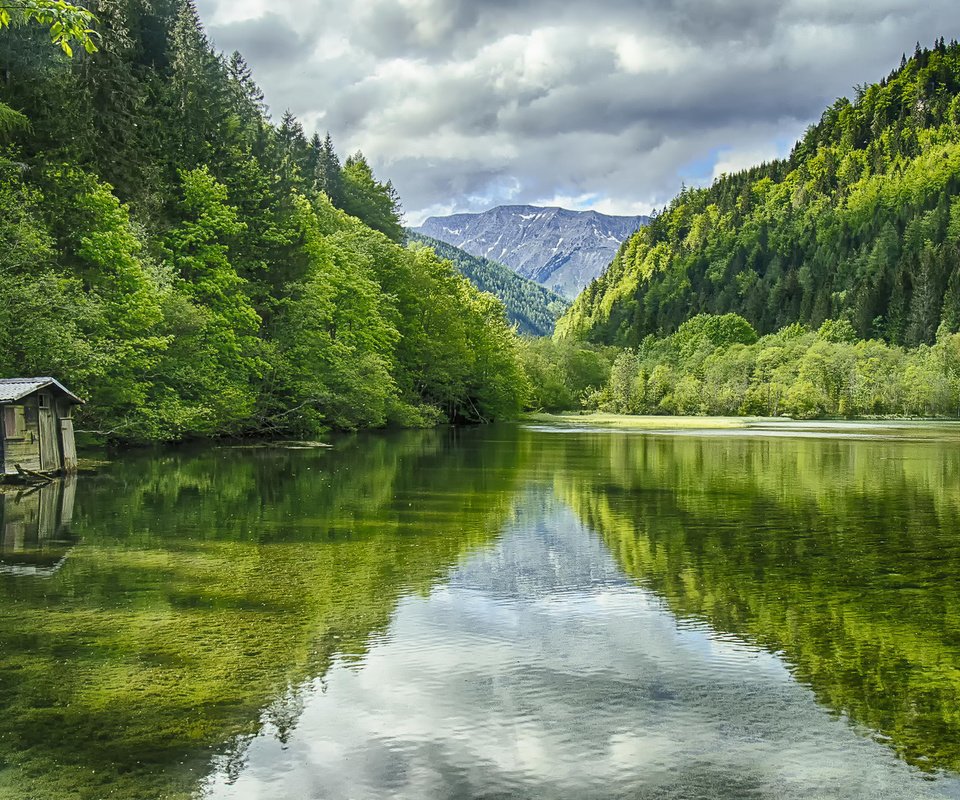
[{"x1": 1, "y1": 421, "x2": 959, "y2": 799}]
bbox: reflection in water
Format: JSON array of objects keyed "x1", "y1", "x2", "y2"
[
  {"x1": 0, "y1": 430, "x2": 524, "y2": 800},
  {"x1": 201, "y1": 490, "x2": 959, "y2": 800},
  {"x1": 545, "y1": 430, "x2": 960, "y2": 775},
  {"x1": 0, "y1": 478, "x2": 76, "y2": 576},
  {"x1": 0, "y1": 424, "x2": 958, "y2": 799}
]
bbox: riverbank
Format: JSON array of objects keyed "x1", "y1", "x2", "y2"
[
  {"x1": 523, "y1": 412, "x2": 757, "y2": 429},
  {"x1": 523, "y1": 411, "x2": 960, "y2": 436}
]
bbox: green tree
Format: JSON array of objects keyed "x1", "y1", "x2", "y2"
[
  {"x1": 161, "y1": 167, "x2": 263, "y2": 434},
  {"x1": 340, "y1": 152, "x2": 404, "y2": 242},
  {"x1": 558, "y1": 42, "x2": 960, "y2": 348},
  {"x1": 0, "y1": 1, "x2": 97, "y2": 55}
]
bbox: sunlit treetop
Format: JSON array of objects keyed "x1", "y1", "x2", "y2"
[{"x1": 0, "y1": 1, "x2": 98, "y2": 56}]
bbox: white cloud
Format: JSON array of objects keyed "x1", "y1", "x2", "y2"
[{"x1": 194, "y1": 0, "x2": 959, "y2": 221}]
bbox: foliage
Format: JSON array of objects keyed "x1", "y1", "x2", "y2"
[
  {"x1": 517, "y1": 337, "x2": 616, "y2": 412},
  {"x1": 339, "y1": 152, "x2": 404, "y2": 242},
  {"x1": 559, "y1": 40, "x2": 960, "y2": 349},
  {"x1": 0, "y1": 0, "x2": 98, "y2": 56},
  {"x1": 407, "y1": 231, "x2": 570, "y2": 336},
  {"x1": 583, "y1": 313, "x2": 960, "y2": 418},
  {"x1": 0, "y1": 0, "x2": 527, "y2": 441}
]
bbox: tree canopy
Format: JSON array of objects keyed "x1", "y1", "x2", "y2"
[
  {"x1": 0, "y1": 0, "x2": 527, "y2": 441},
  {"x1": 559, "y1": 41, "x2": 960, "y2": 350},
  {"x1": 407, "y1": 231, "x2": 570, "y2": 336}
]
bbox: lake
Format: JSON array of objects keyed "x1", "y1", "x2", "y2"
[{"x1": 1, "y1": 421, "x2": 959, "y2": 799}]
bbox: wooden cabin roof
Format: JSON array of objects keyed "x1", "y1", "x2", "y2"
[{"x1": 0, "y1": 378, "x2": 84, "y2": 405}]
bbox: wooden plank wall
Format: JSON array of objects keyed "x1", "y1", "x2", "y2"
[
  {"x1": 3, "y1": 412, "x2": 42, "y2": 474},
  {"x1": 39, "y1": 403, "x2": 60, "y2": 472},
  {"x1": 4, "y1": 441, "x2": 42, "y2": 473},
  {"x1": 60, "y1": 419, "x2": 77, "y2": 473}
]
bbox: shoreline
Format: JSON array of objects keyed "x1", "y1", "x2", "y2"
[{"x1": 522, "y1": 411, "x2": 960, "y2": 432}]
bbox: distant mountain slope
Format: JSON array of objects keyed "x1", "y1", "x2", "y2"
[
  {"x1": 415, "y1": 205, "x2": 648, "y2": 299},
  {"x1": 558, "y1": 41, "x2": 960, "y2": 348},
  {"x1": 408, "y1": 231, "x2": 569, "y2": 336}
]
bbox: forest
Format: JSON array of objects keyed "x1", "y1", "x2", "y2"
[
  {"x1": 520, "y1": 312, "x2": 960, "y2": 418},
  {"x1": 558, "y1": 41, "x2": 960, "y2": 350},
  {"x1": 2, "y1": 5, "x2": 959, "y2": 436},
  {"x1": 536, "y1": 313, "x2": 960, "y2": 418},
  {"x1": 542, "y1": 42, "x2": 960, "y2": 419},
  {"x1": 406, "y1": 232, "x2": 569, "y2": 336},
  {"x1": 0, "y1": 1, "x2": 528, "y2": 443}
]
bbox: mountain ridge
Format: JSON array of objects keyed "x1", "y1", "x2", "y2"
[
  {"x1": 558, "y1": 41, "x2": 960, "y2": 348},
  {"x1": 416, "y1": 205, "x2": 648, "y2": 300},
  {"x1": 406, "y1": 231, "x2": 569, "y2": 336}
]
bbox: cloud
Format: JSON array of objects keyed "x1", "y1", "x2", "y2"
[
  {"x1": 194, "y1": 0, "x2": 960, "y2": 224},
  {"x1": 208, "y1": 12, "x2": 313, "y2": 67}
]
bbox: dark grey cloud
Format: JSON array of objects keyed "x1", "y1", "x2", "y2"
[
  {"x1": 209, "y1": 12, "x2": 312, "y2": 67},
  {"x1": 195, "y1": 0, "x2": 960, "y2": 222}
]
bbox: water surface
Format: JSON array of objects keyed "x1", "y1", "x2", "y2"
[{"x1": 0, "y1": 422, "x2": 958, "y2": 799}]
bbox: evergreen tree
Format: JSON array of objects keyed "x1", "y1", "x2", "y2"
[
  {"x1": 340, "y1": 151, "x2": 404, "y2": 242},
  {"x1": 559, "y1": 41, "x2": 960, "y2": 349},
  {"x1": 0, "y1": 0, "x2": 527, "y2": 440},
  {"x1": 314, "y1": 131, "x2": 343, "y2": 205}
]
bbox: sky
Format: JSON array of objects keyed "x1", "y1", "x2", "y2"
[{"x1": 193, "y1": 0, "x2": 960, "y2": 225}]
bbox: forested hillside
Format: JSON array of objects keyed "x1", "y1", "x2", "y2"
[
  {"x1": 406, "y1": 232, "x2": 569, "y2": 336},
  {"x1": 559, "y1": 41, "x2": 960, "y2": 348},
  {"x1": 0, "y1": 1, "x2": 527, "y2": 442}
]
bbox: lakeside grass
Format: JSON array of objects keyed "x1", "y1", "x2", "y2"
[
  {"x1": 522, "y1": 412, "x2": 761, "y2": 429},
  {"x1": 521, "y1": 412, "x2": 960, "y2": 435}
]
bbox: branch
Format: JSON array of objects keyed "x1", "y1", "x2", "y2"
[{"x1": 0, "y1": 1, "x2": 99, "y2": 55}]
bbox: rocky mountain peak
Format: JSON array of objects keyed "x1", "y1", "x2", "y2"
[{"x1": 415, "y1": 205, "x2": 649, "y2": 299}]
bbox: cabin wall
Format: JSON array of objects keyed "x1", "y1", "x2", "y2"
[
  {"x1": 57, "y1": 399, "x2": 78, "y2": 474},
  {"x1": 2, "y1": 391, "x2": 80, "y2": 477},
  {"x1": 2, "y1": 401, "x2": 42, "y2": 475},
  {"x1": 38, "y1": 392, "x2": 61, "y2": 472}
]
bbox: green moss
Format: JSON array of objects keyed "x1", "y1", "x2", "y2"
[{"x1": 0, "y1": 429, "x2": 523, "y2": 799}]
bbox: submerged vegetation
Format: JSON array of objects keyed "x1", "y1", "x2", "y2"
[
  {"x1": 0, "y1": 431, "x2": 524, "y2": 800},
  {"x1": 0, "y1": 1, "x2": 527, "y2": 442},
  {"x1": 4, "y1": 425, "x2": 959, "y2": 798}
]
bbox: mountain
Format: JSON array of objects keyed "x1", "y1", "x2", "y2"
[
  {"x1": 407, "y1": 232, "x2": 569, "y2": 336},
  {"x1": 558, "y1": 40, "x2": 960, "y2": 348},
  {"x1": 415, "y1": 206, "x2": 648, "y2": 299}
]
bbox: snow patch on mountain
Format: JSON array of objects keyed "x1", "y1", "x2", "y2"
[{"x1": 415, "y1": 205, "x2": 649, "y2": 299}]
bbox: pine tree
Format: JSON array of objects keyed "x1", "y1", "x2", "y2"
[{"x1": 315, "y1": 131, "x2": 343, "y2": 205}]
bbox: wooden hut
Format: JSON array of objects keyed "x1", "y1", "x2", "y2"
[{"x1": 0, "y1": 378, "x2": 83, "y2": 477}]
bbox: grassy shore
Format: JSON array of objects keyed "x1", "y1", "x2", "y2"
[
  {"x1": 521, "y1": 412, "x2": 960, "y2": 435},
  {"x1": 522, "y1": 412, "x2": 762, "y2": 429}
]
